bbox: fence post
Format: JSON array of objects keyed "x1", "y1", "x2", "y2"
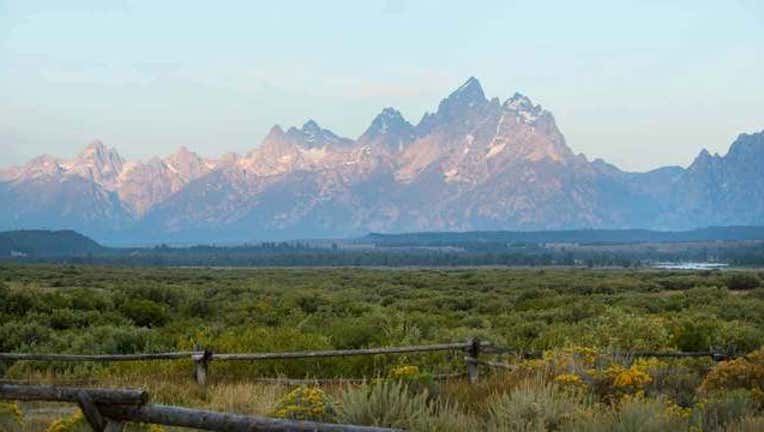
[
  {"x1": 76, "y1": 391, "x2": 106, "y2": 431},
  {"x1": 466, "y1": 337, "x2": 481, "y2": 384},
  {"x1": 193, "y1": 349, "x2": 212, "y2": 386}
]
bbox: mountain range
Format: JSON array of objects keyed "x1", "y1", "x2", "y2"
[{"x1": 1, "y1": 77, "x2": 763, "y2": 244}]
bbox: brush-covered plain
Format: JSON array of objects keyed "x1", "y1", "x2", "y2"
[{"x1": 1, "y1": 265, "x2": 763, "y2": 431}]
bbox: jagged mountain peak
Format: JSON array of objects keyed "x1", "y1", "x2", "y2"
[
  {"x1": 505, "y1": 92, "x2": 534, "y2": 108},
  {"x1": 70, "y1": 140, "x2": 125, "y2": 188},
  {"x1": 77, "y1": 139, "x2": 121, "y2": 160},
  {"x1": 284, "y1": 119, "x2": 353, "y2": 149},
  {"x1": 258, "y1": 125, "x2": 289, "y2": 152},
  {"x1": 302, "y1": 119, "x2": 321, "y2": 132},
  {"x1": 19, "y1": 154, "x2": 64, "y2": 178},
  {"x1": 3, "y1": 76, "x2": 764, "y2": 241},
  {"x1": 358, "y1": 107, "x2": 415, "y2": 152},
  {"x1": 379, "y1": 107, "x2": 405, "y2": 120},
  {"x1": 503, "y1": 92, "x2": 547, "y2": 124},
  {"x1": 165, "y1": 146, "x2": 209, "y2": 178},
  {"x1": 417, "y1": 77, "x2": 493, "y2": 134},
  {"x1": 266, "y1": 125, "x2": 286, "y2": 138},
  {"x1": 452, "y1": 76, "x2": 484, "y2": 99},
  {"x1": 441, "y1": 76, "x2": 487, "y2": 107},
  {"x1": 81, "y1": 139, "x2": 106, "y2": 152},
  {"x1": 727, "y1": 131, "x2": 764, "y2": 158},
  {"x1": 366, "y1": 107, "x2": 410, "y2": 133}
]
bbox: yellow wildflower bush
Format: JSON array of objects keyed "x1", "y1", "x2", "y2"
[
  {"x1": 0, "y1": 401, "x2": 23, "y2": 432},
  {"x1": 45, "y1": 411, "x2": 87, "y2": 432},
  {"x1": 513, "y1": 346, "x2": 600, "y2": 382},
  {"x1": 608, "y1": 363, "x2": 652, "y2": 389},
  {"x1": 554, "y1": 373, "x2": 587, "y2": 391},
  {"x1": 543, "y1": 346, "x2": 599, "y2": 371},
  {"x1": 272, "y1": 386, "x2": 337, "y2": 422},
  {"x1": 387, "y1": 364, "x2": 435, "y2": 395},
  {"x1": 389, "y1": 365, "x2": 421, "y2": 380},
  {"x1": 700, "y1": 347, "x2": 764, "y2": 399},
  {"x1": 45, "y1": 411, "x2": 164, "y2": 432},
  {"x1": 663, "y1": 398, "x2": 693, "y2": 420}
]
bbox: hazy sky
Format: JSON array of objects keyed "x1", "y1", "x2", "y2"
[{"x1": 1, "y1": 1, "x2": 762, "y2": 171}]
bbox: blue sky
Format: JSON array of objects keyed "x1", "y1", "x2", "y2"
[{"x1": 1, "y1": 0, "x2": 762, "y2": 171}]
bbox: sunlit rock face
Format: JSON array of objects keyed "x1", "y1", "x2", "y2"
[{"x1": 2, "y1": 77, "x2": 763, "y2": 242}]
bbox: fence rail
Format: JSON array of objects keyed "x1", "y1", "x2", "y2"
[
  {"x1": 0, "y1": 352, "x2": 196, "y2": 362},
  {"x1": 0, "y1": 341, "x2": 742, "y2": 387},
  {"x1": 0, "y1": 340, "x2": 489, "y2": 386},
  {"x1": 0, "y1": 384, "x2": 399, "y2": 432}
]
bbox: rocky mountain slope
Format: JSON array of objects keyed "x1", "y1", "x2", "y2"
[{"x1": 1, "y1": 77, "x2": 762, "y2": 243}]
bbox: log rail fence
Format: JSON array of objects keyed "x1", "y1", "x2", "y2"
[
  {"x1": 0, "y1": 339, "x2": 491, "y2": 386},
  {"x1": 0, "y1": 342, "x2": 747, "y2": 431},
  {"x1": 0, "y1": 383, "x2": 400, "y2": 432},
  {"x1": 0, "y1": 339, "x2": 743, "y2": 387}
]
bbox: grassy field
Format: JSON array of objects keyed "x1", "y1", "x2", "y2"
[{"x1": 1, "y1": 264, "x2": 764, "y2": 431}]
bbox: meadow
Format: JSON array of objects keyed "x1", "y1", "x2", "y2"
[{"x1": 1, "y1": 264, "x2": 764, "y2": 431}]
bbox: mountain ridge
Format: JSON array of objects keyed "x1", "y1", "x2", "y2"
[{"x1": 1, "y1": 77, "x2": 763, "y2": 243}]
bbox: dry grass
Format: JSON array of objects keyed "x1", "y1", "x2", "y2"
[{"x1": 204, "y1": 382, "x2": 287, "y2": 416}]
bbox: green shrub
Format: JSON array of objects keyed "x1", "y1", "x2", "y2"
[
  {"x1": 726, "y1": 274, "x2": 761, "y2": 291},
  {"x1": 696, "y1": 390, "x2": 757, "y2": 432},
  {"x1": 606, "y1": 396, "x2": 689, "y2": 432},
  {"x1": 0, "y1": 401, "x2": 23, "y2": 432},
  {"x1": 486, "y1": 379, "x2": 582, "y2": 431},
  {"x1": 272, "y1": 386, "x2": 336, "y2": 422},
  {"x1": 2, "y1": 290, "x2": 40, "y2": 316},
  {"x1": 121, "y1": 299, "x2": 168, "y2": 327},
  {"x1": 672, "y1": 314, "x2": 721, "y2": 351},
  {"x1": 424, "y1": 401, "x2": 482, "y2": 432},
  {"x1": 725, "y1": 417, "x2": 764, "y2": 432},
  {"x1": 0, "y1": 320, "x2": 52, "y2": 351},
  {"x1": 337, "y1": 381, "x2": 431, "y2": 430},
  {"x1": 0, "y1": 281, "x2": 8, "y2": 301}
]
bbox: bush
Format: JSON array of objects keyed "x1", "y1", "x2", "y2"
[
  {"x1": 701, "y1": 347, "x2": 764, "y2": 395},
  {"x1": 0, "y1": 282, "x2": 8, "y2": 301},
  {"x1": 696, "y1": 390, "x2": 757, "y2": 432},
  {"x1": 45, "y1": 412, "x2": 165, "y2": 432},
  {"x1": 388, "y1": 365, "x2": 436, "y2": 395},
  {"x1": 2, "y1": 290, "x2": 40, "y2": 316},
  {"x1": 45, "y1": 411, "x2": 88, "y2": 432},
  {"x1": 423, "y1": 401, "x2": 482, "y2": 432},
  {"x1": 486, "y1": 379, "x2": 582, "y2": 431},
  {"x1": 0, "y1": 401, "x2": 23, "y2": 432},
  {"x1": 725, "y1": 417, "x2": 764, "y2": 432},
  {"x1": 726, "y1": 274, "x2": 761, "y2": 291},
  {"x1": 272, "y1": 386, "x2": 336, "y2": 422},
  {"x1": 672, "y1": 314, "x2": 721, "y2": 351},
  {"x1": 337, "y1": 381, "x2": 431, "y2": 430},
  {"x1": 607, "y1": 396, "x2": 689, "y2": 432},
  {"x1": 0, "y1": 320, "x2": 52, "y2": 352},
  {"x1": 121, "y1": 299, "x2": 168, "y2": 328}
]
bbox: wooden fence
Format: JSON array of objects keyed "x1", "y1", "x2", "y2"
[
  {"x1": 0, "y1": 383, "x2": 399, "y2": 432},
  {"x1": 0, "y1": 342, "x2": 746, "y2": 431},
  {"x1": 0, "y1": 340, "x2": 743, "y2": 387},
  {"x1": 0, "y1": 339, "x2": 491, "y2": 386}
]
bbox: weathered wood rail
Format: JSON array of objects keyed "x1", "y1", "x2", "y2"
[
  {"x1": 0, "y1": 352, "x2": 195, "y2": 361},
  {"x1": 0, "y1": 383, "x2": 400, "y2": 432},
  {"x1": 1, "y1": 341, "x2": 740, "y2": 387},
  {"x1": 483, "y1": 347, "x2": 742, "y2": 361},
  {"x1": 0, "y1": 339, "x2": 491, "y2": 386}
]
